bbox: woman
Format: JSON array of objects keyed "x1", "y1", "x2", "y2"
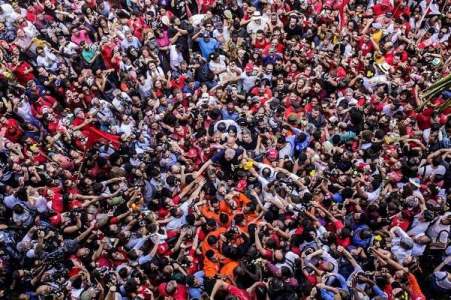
[
  {"x1": 81, "y1": 42, "x2": 104, "y2": 72},
  {"x1": 96, "y1": 16, "x2": 111, "y2": 39}
]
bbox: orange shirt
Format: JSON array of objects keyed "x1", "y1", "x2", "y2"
[
  {"x1": 201, "y1": 227, "x2": 227, "y2": 256},
  {"x1": 204, "y1": 257, "x2": 220, "y2": 278},
  {"x1": 220, "y1": 261, "x2": 239, "y2": 278},
  {"x1": 219, "y1": 200, "x2": 233, "y2": 215},
  {"x1": 200, "y1": 206, "x2": 220, "y2": 223},
  {"x1": 407, "y1": 273, "x2": 426, "y2": 300}
]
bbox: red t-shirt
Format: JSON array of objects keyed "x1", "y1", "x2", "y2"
[
  {"x1": 13, "y1": 61, "x2": 35, "y2": 85},
  {"x1": 254, "y1": 38, "x2": 269, "y2": 50},
  {"x1": 416, "y1": 108, "x2": 433, "y2": 130},
  {"x1": 228, "y1": 285, "x2": 251, "y2": 300}
]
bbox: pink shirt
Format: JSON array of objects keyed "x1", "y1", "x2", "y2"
[{"x1": 71, "y1": 30, "x2": 92, "y2": 45}]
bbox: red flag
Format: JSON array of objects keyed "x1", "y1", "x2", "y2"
[{"x1": 335, "y1": 0, "x2": 350, "y2": 29}]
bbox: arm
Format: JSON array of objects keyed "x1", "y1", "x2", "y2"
[
  {"x1": 355, "y1": 182, "x2": 369, "y2": 200},
  {"x1": 313, "y1": 203, "x2": 339, "y2": 222},
  {"x1": 267, "y1": 224, "x2": 291, "y2": 239},
  {"x1": 337, "y1": 246, "x2": 360, "y2": 269},
  {"x1": 434, "y1": 256, "x2": 451, "y2": 272},
  {"x1": 305, "y1": 249, "x2": 324, "y2": 261},
  {"x1": 101, "y1": 176, "x2": 126, "y2": 186},
  {"x1": 173, "y1": 229, "x2": 187, "y2": 252},
  {"x1": 114, "y1": 210, "x2": 131, "y2": 222},
  {"x1": 249, "y1": 189, "x2": 267, "y2": 212},
  {"x1": 63, "y1": 215, "x2": 82, "y2": 234},
  {"x1": 211, "y1": 280, "x2": 228, "y2": 299},
  {"x1": 92, "y1": 241, "x2": 105, "y2": 261},
  {"x1": 373, "y1": 249, "x2": 407, "y2": 272},
  {"x1": 254, "y1": 226, "x2": 268, "y2": 256},
  {"x1": 75, "y1": 222, "x2": 96, "y2": 242},
  {"x1": 194, "y1": 159, "x2": 213, "y2": 177},
  {"x1": 192, "y1": 30, "x2": 203, "y2": 41},
  {"x1": 170, "y1": 33, "x2": 181, "y2": 44}
]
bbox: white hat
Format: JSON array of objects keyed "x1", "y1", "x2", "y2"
[
  {"x1": 377, "y1": 62, "x2": 390, "y2": 74},
  {"x1": 252, "y1": 11, "x2": 262, "y2": 20}
]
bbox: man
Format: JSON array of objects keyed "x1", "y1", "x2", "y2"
[
  {"x1": 247, "y1": 11, "x2": 268, "y2": 36},
  {"x1": 195, "y1": 148, "x2": 244, "y2": 179},
  {"x1": 240, "y1": 63, "x2": 258, "y2": 93},
  {"x1": 187, "y1": 271, "x2": 205, "y2": 299},
  {"x1": 194, "y1": 30, "x2": 219, "y2": 59},
  {"x1": 158, "y1": 280, "x2": 188, "y2": 300},
  {"x1": 0, "y1": 3, "x2": 19, "y2": 27},
  {"x1": 120, "y1": 31, "x2": 141, "y2": 51}
]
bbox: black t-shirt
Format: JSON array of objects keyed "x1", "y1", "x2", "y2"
[
  {"x1": 284, "y1": 25, "x2": 303, "y2": 39},
  {"x1": 238, "y1": 135, "x2": 258, "y2": 151},
  {"x1": 172, "y1": 0, "x2": 187, "y2": 19}
]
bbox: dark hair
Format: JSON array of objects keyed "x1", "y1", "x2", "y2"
[
  {"x1": 206, "y1": 249, "x2": 215, "y2": 258},
  {"x1": 207, "y1": 235, "x2": 218, "y2": 245}
]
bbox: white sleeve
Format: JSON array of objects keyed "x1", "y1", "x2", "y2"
[{"x1": 395, "y1": 227, "x2": 412, "y2": 240}]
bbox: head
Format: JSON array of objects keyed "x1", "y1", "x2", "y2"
[{"x1": 224, "y1": 148, "x2": 236, "y2": 161}]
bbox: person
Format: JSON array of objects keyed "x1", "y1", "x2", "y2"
[
  {"x1": 0, "y1": 0, "x2": 449, "y2": 299},
  {"x1": 194, "y1": 31, "x2": 219, "y2": 59}
]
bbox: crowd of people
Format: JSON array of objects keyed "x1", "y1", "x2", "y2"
[{"x1": 0, "y1": 0, "x2": 450, "y2": 299}]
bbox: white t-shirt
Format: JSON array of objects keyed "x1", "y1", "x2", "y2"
[
  {"x1": 209, "y1": 55, "x2": 227, "y2": 74},
  {"x1": 367, "y1": 187, "x2": 381, "y2": 202},
  {"x1": 408, "y1": 216, "x2": 430, "y2": 237},
  {"x1": 418, "y1": 164, "x2": 446, "y2": 177},
  {"x1": 240, "y1": 73, "x2": 257, "y2": 93},
  {"x1": 427, "y1": 214, "x2": 451, "y2": 244},
  {"x1": 275, "y1": 251, "x2": 299, "y2": 272},
  {"x1": 433, "y1": 272, "x2": 451, "y2": 290},
  {"x1": 169, "y1": 45, "x2": 184, "y2": 70},
  {"x1": 0, "y1": 4, "x2": 19, "y2": 26},
  {"x1": 166, "y1": 201, "x2": 190, "y2": 230}
]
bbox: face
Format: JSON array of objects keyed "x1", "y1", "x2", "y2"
[
  {"x1": 205, "y1": 23, "x2": 213, "y2": 32},
  {"x1": 224, "y1": 149, "x2": 236, "y2": 160},
  {"x1": 77, "y1": 247, "x2": 90, "y2": 257}
]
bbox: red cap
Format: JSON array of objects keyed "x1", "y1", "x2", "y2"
[{"x1": 245, "y1": 63, "x2": 254, "y2": 72}]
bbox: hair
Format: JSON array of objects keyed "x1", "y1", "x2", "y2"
[{"x1": 207, "y1": 235, "x2": 218, "y2": 246}]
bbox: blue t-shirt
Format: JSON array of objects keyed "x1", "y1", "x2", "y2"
[
  {"x1": 197, "y1": 38, "x2": 218, "y2": 58},
  {"x1": 188, "y1": 271, "x2": 205, "y2": 299}
]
